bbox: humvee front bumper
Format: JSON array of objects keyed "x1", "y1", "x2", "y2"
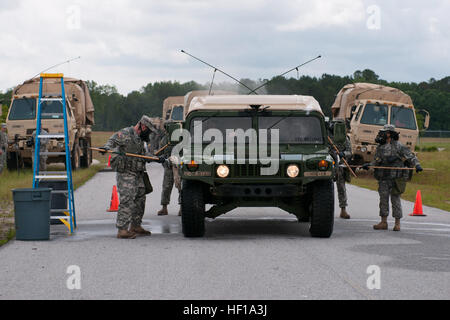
[{"x1": 212, "y1": 184, "x2": 301, "y2": 198}]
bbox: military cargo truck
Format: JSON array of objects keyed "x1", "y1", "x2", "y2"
[
  {"x1": 6, "y1": 77, "x2": 95, "y2": 170},
  {"x1": 162, "y1": 96, "x2": 185, "y2": 123},
  {"x1": 331, "y1": 83, "x2": 430, "y2": 164},
  {"x1": 169, "y1": 95, "x2": 346, "y2": 238}
]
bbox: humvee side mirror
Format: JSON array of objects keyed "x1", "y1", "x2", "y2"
[
  {"x1": 165, "y1": 122, "x2": 183, "y2": 145},
  {"x1": 416, "y1": 109, "x2": 430, "y2": 131},
  {"x1": 333, "y1": 121, "x2": 346, "y2": 145}
]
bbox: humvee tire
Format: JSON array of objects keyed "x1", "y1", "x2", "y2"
[
  {"x1": 309, "y1": 180, "x2": 335, "y2": 238},
  {"x1": 181, "y1": 180, "x2": 205, "y2": 238}
]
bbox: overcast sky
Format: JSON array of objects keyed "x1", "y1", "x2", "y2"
[{"x1": 0, "y1": 0, "x2": 448, "y2": 94}]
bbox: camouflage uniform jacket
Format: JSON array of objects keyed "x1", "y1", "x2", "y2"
[
  {"x1": 148, "y1": 129, "x2": 165, "y2": 155},
  {"x1": 104, "y1": 127, "x2": 147, "y2": 173},
  {"x1": 0, "y1": 131, "x2": 8, "y2": 152},
  {"x1": 158, "y1": 132, "x2": 172, "y2": 158},
  {"x1": 32, "y1": 129, "x2": 49, "y2": 148},
  {"x1": 369, "y1": 140, "x2": 420, "y2": 180}
]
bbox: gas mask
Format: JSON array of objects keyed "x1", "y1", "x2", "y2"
[
  {"x1": 139, "y1": 124, "x2": 151, "y2": 142},
  {"x1": 375, "y1": 131, "x2": 387, "y2": 145}
]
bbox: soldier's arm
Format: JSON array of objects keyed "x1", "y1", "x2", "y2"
[
  {"x1": 103, "y1": 131, "x2": 125, "y2": 150},
  {"x1": 399, "y1": 144, "x2": 420, "y2": 167}
]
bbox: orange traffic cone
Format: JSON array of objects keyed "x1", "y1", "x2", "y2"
[
  {"x1": 409, "y1": 190, "x2": 426, "y2": 216},
  {"x1": 107, "y1": 185, "x2": 119, "y2": 212}
]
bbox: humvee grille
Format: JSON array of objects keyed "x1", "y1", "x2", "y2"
[{"x1": 232, "y1": 164, "x2": 281, "y2": 177}]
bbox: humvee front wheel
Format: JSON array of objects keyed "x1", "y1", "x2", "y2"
[
  {"x1": 309, "y1": 180, "x2": 335, "y2": 238},
  {"x1": 181, "y1": 180, "x2": 205, "y2": 238}
]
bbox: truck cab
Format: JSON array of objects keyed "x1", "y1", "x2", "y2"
[
  {"x1": 349, "y1": 99, "x2": 422, "y2": 164},
  {"x1": 6, "y1": 93, "x2": 77, "y2": 168}
]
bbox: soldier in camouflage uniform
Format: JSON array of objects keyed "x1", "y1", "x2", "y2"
[
  {"x1": 100, "y1": 116, "x2": 165, "y2": 239},
  {"x1": 31, "y1": 129, "x2": 49, "y2": 171},
  {"x1": 329, "y1": 121, "x2": 352, "y2": 219},
  {"x1": 0, "y1": 124, "x2": 8, "y2": 174},
  {"x1": 157, "y1": 130, "x2": 181, "y2": 216},
  {"x1": 363, "y1": 124, "x2": 423, "y2": 231},
  {"x1": 335, "y1": 136, "x2": 352, "y2": 219}
]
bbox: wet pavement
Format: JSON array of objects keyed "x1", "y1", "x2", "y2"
[{"x1": 0, "y1": 163, "x2": 449, "y2": 300}]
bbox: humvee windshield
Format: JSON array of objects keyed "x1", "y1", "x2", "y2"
[
  {"x1": 360, "y1": 104, "x2": 388, "y2": 126},
  {"x1": 171, "y1": 106, "x2": 184, "y2": 121},
  {"x1": 8, "y1": 98, "x2": 36, "y2": 120},
  {"x1": 41, "y1": 101, "x2": 64, "y2": 119},
  {"x1": 259, "y1": 116, "x2": 323, "y2": 144},
  {"x1": 190, "y1": 117, "x2": 253, "y2": 141},
  {"x1": 391, "y1": 106, "x2": 417, "y2": 130}
]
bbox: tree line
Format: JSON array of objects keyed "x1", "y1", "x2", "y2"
[{"x1": 1, "y1": 69, "x2": 449, "y2": 131}]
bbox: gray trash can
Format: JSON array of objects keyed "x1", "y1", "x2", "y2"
[{"x1": 12, "y1": 188, "x2": 52, "y2": 241}]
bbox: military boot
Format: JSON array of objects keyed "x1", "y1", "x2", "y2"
[
  {"x1": 373, "y1": 217, "x2": 388, "y2": 230},
  {"x1": 117, "y1": 229, "x2": 137, "y2": 239},
  {"x1": 130, "y1": 225, "x2": 152, "y2": 236},
  {"x1": 393, "y1": 219, "x2": 401, "y2": 232},
  {"x1": 158, "y1": 205, "x2": 168, "y2": 216},
  {"x1": 340, "y1": 208, "x2": 351, "y2": 219}
]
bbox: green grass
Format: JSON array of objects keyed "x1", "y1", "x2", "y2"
[
  {"x1": 0, "y1": 131, "x2": 112, "y2": 247},
  {"x1": 351, "y1": 138, "x2": 450, "y2": 212}
]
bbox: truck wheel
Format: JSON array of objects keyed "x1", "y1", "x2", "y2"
[
  {"x1": 7, "y1": 152, "x2": 18, "y2": 170},
  {"x1": 309, "y1": 180, "x2": 335, "y2": 238},
  {"x1": 71, "y1": 144, "x2": 81, "y2": 170},
  {"x1": 80, "y1": 138, "x2": 92, "y2": 168},
  {"x1": 181, "y1": 180, "x2": 205, "y2": 238}
]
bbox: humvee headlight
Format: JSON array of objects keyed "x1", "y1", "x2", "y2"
[
  {"x1": 318, "y1": 160, "x2": 329, "y2": 171},
  {"x1": 287, "y1": 165, "x2": 300, "y2": 178},
  {"x1": 361, "y1": 147, "x2": 367, "y2": 153},
  {"x1": 217, "y1": 165, "x2": 230, "y2": 178}
]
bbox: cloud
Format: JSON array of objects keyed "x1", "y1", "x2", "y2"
[
  {"x1": 276, "y1": 0, "x2": 365, "y2": 31},
  {"x1": 0, "y1": 0, "x2": 448, "y2": 95}
]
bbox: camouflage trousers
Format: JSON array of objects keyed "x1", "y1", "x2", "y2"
[
  {"x1": 0, "y1": 152, "x2": 6, "y2": 173},
  {"x1": 116, "y1": 171, "x2": 147, "y2": 229},
  {"x1": 378, "y1": 179, "x2": 403, "y2": 219},
  {"x1": 336, "y1": 167, "x2": 348, "y2": 208},
  {"x1": 161, "y1": 162, "x2": 181, "y2": 205}
]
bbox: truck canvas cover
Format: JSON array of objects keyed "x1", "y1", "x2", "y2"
[
  {"x1": 331, "y1": 83, "x2": 413, "y2": 119},
  {"x1": 13, "y1": 77, "x2": 95, "y2": 126}
]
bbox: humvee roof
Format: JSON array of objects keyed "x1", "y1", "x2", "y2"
[{"x1": 188, "y1": 95, "x2": 324, "y2": 115}]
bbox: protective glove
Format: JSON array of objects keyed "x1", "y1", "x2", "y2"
[
  {"x1": 99, "y1": 147, "x2": 109, "y2": 155},
  {"x1": 416, "y1": 164, "x2": 423, "y2": 173},
  {"x1": 157, "y1": 156, "x2": 167, "y2": 164},
  {"x1": 362, "y1": 163, "x2": 370, "y2": 171}
]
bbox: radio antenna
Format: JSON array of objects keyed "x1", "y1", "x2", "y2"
[
  {"x1": 247, "y1": 55, "x2": 322, "y2": 95},
  {"x1": 30, "y1": 56, "x2": 81, "y2": 79},
  {"x1": 181, "y1": 50, "x2": 256, "y2": 94}
]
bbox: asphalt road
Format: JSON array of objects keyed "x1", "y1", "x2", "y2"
[{"x1": 0, "y1": 163, "x2": 449, "y2": 300}]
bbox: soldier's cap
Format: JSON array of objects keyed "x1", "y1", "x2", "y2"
[
  {"x1": 380, "y1": 124, "x2": 397, "y2": 132},
  {"x1": 139, "y1": 115, "x2": 158, "y2": 133},
  {"x1": 1, "y1": 123, "x2": 6, "y2": 129}
]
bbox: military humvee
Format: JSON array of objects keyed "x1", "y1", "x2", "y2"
[
  {"x1": 169, "y1": 94, "x2": 346, "y2": 238},
  {"x1": 331, "y1": 83, "x2": 430, "y2": 164}
]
